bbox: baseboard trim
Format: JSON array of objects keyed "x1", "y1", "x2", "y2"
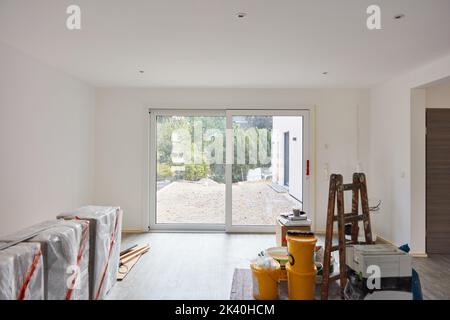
[
  {"x1": 410, "y1": 252, "x2": 428, "y2": 258},
  {"x1": 375, "y1": 235, "x2": 396, "y2": 246},
  {"x1": 122, "y1": 229, "x2": 146, "y2": 234},
  {"x1": 376, "y1": 236, "x2": 428, "y2": 257}
]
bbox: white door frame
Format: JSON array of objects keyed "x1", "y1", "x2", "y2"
[
  {"x1": 148, "y1": 108, "x2": 311, "y2": 233},
  {"x1": 225, "y1": 109, "x2": 310, "y2": 233}
]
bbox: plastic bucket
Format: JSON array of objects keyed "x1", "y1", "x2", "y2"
[
  {"x1": 286, "y1": 231, "x2": 317, "y2": 273},
  {"x1": 251, "y1": 263, "x2": 280, "y2": 300},
  {"x1": 286, "y1": 263, "x2": 316, "y2": 300}
]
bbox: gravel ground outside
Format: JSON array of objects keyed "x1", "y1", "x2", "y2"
[{"x1": 156, "y1": 179, "x2": 301, "y2": 225}]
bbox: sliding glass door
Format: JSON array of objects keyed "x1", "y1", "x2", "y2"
[
  {"x1": 225, "y1": 110, "x2": 309, "y2": 232},
  {"x1": 149, "y1": 110, "x2": 226, "y2": 230},
  {"x1": 149, "y1": 109, "x2": 310, "y2": 232}
]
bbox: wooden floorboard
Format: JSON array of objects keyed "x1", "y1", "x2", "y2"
[
  {"x1": 107, "y1": 232, "x2": 450, "y2": 300},
  {"x1": 412, "y1": 254, "x2": 450, "y2": 300},
  {"x1": 107, "y1": 232, "x2": 274, "y2": 300}
]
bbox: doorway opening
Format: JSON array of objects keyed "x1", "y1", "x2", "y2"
[{"x1": 426, "y1": 108, "x2": 450, "y2": 253}]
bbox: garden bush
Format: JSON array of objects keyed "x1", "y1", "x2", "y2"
[
  {"x1": 157, "y1": 163, "x2": 173, "y2": 178},
  {"x1": 184, "y1": 163, "x2": 209, "y2": 181}
]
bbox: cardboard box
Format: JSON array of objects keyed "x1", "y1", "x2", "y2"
[
  {"x1": 0, "y1": 220, "x2": 90, "y2": 300},
  {"x1": 0, "y1": 242, "x2": 44, "y2": 300},
  {"x1": 276, "y1": 218, "x2": 311, "y2": 246},
  {"x1": 58, "y1": 206, "x2": 122, "y2": 300}
]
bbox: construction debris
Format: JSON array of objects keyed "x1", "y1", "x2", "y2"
[{"x1": 117, "y1": 244, "x2": 150, "y2": 281}]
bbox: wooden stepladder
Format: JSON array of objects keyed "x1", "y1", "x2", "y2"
[{"x1": 321, "y1": 173, "x2": 374, "y2": 300}]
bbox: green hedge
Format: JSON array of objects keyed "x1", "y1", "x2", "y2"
[
  {"x1": 157, "y1": 163, "x2": 173, "y2": 178},
  {"x1": 184, "y1": 164, "x2": 209, "y2": 181}
]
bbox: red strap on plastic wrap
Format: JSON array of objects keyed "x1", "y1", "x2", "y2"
[
  {"x1": 95, "y1": 210, "x2": 120, "y2": 300},
  {"x1": 65, "y1": 220, "x2": 90, "y2": 300},
  {"x1": 17, "y1": 249, "x2": 42, "y2": 300}
]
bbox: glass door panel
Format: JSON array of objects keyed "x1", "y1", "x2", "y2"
[
  {"x1": 151, "y1": 112, "x2": 226, "y2": 229},
  {"x1": 226, "y1": 111, "x2": 308, "y2": 232}
]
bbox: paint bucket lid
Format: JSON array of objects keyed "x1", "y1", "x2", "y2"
[{"x1": 287, "y1": 230, "x2": 315, "y2": 237}]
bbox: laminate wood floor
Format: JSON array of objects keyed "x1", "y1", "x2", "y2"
[
  {"x1": 107, "y1": 232, "x2": 450, "y2": 300},
  {"x1": 412, "y1": 254, "x2": 450, "y2": 300},
  {"x1": 107, "y1": 232, "x2": 274, "y2": 300}
]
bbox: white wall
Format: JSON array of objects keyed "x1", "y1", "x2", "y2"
[
  {"x1": 410, "y1": 88, "x2": 426, "y2": 255},
  {"x1": 426, "y1": 82, "x2": 450, "y2": 107},
  {"x1": 369, "y1": 53, "x2": 450, "y2": 254},
  {"x1": 0, "y1": 42, "x2": 95, "y2": 237},
  {"x1": 95, "y1": 88, "x2": 370, "y2": 232},
  {"x1": 272, "y1": 116, "x2": 303, "y2": 201}
]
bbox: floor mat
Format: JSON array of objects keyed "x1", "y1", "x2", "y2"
[{"x1": 230, "y1": 268, "x2": 342, "y2": 300}]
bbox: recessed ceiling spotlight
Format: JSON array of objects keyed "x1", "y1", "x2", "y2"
[
  {"x1": 322, "y1": 72, "x2": 328, "y2": 75},
  {"x1": 237, "y1": 12, "x2": 247, "y2": 18},
  {"x1": 138, "y1": 70, "x2": 145, "y2": 74},
  {"x1": 394, "y1": 14, "x2": 405, "y2": 20}
]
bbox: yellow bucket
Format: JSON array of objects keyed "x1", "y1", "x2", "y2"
[
  {"x1": 286, "y1": 231, "x2": 317, "y2": 300},
  {"x1": 286, "y1": 231, "x2": 317, "y2": 273},
  {"x1": 286, "y1": 263, "x2": 316, "y2": 300},
  {"x1": 251, "y1": 262, "x2": 280, "y2": 300}
]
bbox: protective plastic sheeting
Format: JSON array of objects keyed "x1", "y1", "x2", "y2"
[{"x1": 58, "y1": 206, "x2": 122, "y2": 300}]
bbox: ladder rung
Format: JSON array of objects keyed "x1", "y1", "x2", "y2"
[
  {"x1": 331, "y1": 241, "x2": 354, "y2": 251},
  {"x1": 344, "y1": 214, "x2": 364, "y2": 222},
  {"x1": 343, "y1": 183, "x2": 360, "y2": 191},
  {"x1": 329, "y1": 274, "x2": 340, "y2": 281},
  {"x1": 333, "y1": 213, "x2": 364, "y2": 222}
]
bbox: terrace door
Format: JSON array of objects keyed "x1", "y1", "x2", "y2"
[
  {"x1": 149, "y1": 110, "x2": 227, "y2": 231},
  {"x1": 225, "y1": 110, "x2": 310, "y2": 233},
  {"x1": 149, "y1": 109, "x2": 310, "y2": 232}
]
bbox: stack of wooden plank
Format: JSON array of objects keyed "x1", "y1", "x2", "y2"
[{"x1": 117, "y1": 244, "x2": 150, "y2": 281}]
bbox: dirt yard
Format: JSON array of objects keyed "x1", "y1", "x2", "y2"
[{"x1": 156, "y1": 179, "x2": 301, "y2": 225}]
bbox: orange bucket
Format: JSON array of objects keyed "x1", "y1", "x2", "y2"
[
  {"x1": 286, "y1": 264, "x2": 316, "y2": 300},
  {"x1": 286, "y1": 231, "x2": 317, "y2": 300},
  {"x1": 251, "y1": 261, "x2": 281, "y2": 300}
]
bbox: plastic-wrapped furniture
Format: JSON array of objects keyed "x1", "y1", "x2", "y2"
[
  {"x1": 0, "y1": 220, "x2": 90, "y2": 300},
  {"x1": 58, "y1": 206, "x2": 122, "y2": 300},
  {"x1": 0, "y1": 242, "x2": 44, "y2": 300}
]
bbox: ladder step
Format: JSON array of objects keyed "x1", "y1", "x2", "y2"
[
  {"x1": 329, "y1": 274, "x2": 340, "y2": 281},
  {"x1": 333, "y1": 213, "x2": 365, "y2": 222},
  {"x1": 343, "y1": 183, "x2": 360, "y2": 191},
  {"x1": 344, "y1": 214, "x2": 364, "y2": 222},
  {"x1": 331, "y1": 241, "x2": 354, "y2": 251}
]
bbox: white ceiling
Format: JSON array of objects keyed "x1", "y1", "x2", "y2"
[{"x1": 1, "y1": 0, "x2": 450, "y2": 88}]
